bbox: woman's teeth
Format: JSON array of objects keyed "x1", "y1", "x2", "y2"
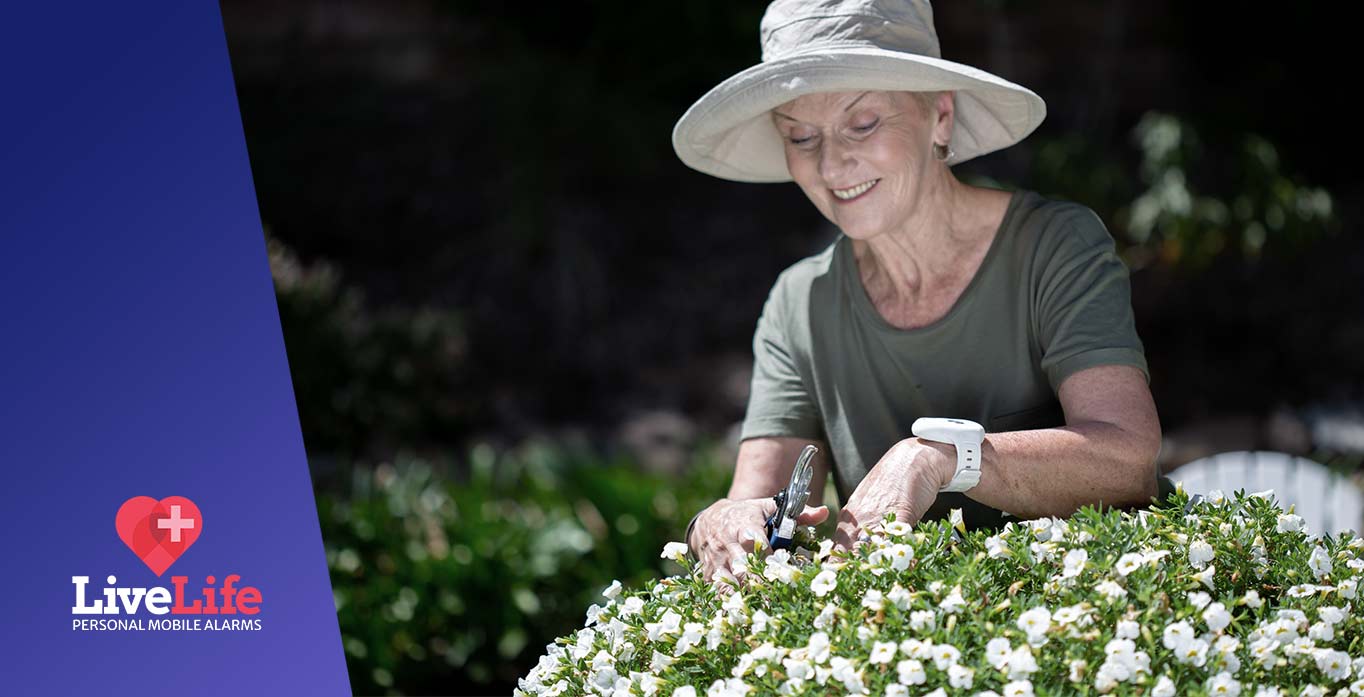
[{"x1": 832, "y1": 179, "x2": 879, "y2": 200}]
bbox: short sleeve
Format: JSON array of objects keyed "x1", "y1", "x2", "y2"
[
  {"x1": 1034, "y1": 206, "x2": 1150, "y2": 393},
  {"x1": 739, "y1": 272, "x2": 823, "y2": 441}
]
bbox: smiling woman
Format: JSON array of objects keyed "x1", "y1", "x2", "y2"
[{"x1": 672, "y1": 0, "x2": 1163, "y2": 588}]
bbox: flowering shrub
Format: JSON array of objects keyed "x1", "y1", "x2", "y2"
[{"x1": 517, "y1": 488, "x2": 1364, "y2": 696}]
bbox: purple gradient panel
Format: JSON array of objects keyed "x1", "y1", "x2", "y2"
[{"x1": 0, "y1": 3, "x2": 349, "y2": 695}]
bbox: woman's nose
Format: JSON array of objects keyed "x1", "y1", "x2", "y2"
[{"x1": 817, "y1": 137, "x2": 856, "y2": 184}]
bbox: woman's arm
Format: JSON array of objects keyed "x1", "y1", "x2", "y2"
[
  {"x1": 927, "y1": 364, "x2": 1161, "y2": 519},
  {"x1": 727, "y1": 436, "x2": 831, "y2": 505},
  {"x1": 832, "y1": 364, "x2": 1159, "y2": 546}
]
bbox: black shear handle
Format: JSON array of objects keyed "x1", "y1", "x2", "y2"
[{"x1": 762, "y1": 490, "x2": 791, "y2": 549}]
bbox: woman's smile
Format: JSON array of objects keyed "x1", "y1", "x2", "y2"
[{"x1": 831, "y1": 178, "x2": 881, "y2": 202}]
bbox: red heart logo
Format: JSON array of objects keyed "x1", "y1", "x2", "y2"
[{"x1": 116, "y1": 496, "x2": 202, "y2": 576}]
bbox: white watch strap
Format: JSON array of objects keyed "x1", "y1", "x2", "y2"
[
  {"x1": 911, "y1": 417, "x2": 985, "y2": 493},
  {"x1": 941, "y1": 441, "x2": 981, "y2": 492}
]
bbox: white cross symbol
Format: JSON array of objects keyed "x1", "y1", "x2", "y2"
[{"x1": 157, "y1": 505, "x2": 196, "y2": 543}]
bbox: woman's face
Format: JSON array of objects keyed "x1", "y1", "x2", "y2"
[{"x1": 772, "y1": 90, "x2": 949, "y2": 240}]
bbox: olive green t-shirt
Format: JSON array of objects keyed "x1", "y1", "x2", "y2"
[{"x1": 739, "y1": 188, "x2": 1150, "y2": 532}]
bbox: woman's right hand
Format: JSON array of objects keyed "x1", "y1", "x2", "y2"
[{"x1": 688, "y1": 497, "x2": 829, "y2": 590}]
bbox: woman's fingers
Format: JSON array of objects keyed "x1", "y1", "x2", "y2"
[{"x1": 796, "y1": 504, "x2": 830, "y2": 525}]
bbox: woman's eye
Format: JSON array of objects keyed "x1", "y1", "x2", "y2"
[
  {"x1": 853, "y1": 120, "x2": 878, "y2": 132},
  {"x1": 788, "y1": 135, "x2": 815, "y2": 146}
]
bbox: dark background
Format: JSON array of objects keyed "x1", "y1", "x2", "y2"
[{"x1": 220, "y1": 1, "x2": 1363, "y2": 693}]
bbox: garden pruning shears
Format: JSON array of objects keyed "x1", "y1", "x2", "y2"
[{"x1": 763, "y1": 444, "x2": 818, "y2": 550}]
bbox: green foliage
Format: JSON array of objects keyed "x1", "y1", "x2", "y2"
[
  {"x1": 1121, "y1": 113, "x2": 1338, "y2": 270},
  {"x1": 318, "y1": 443, "x2": 733, "y2": 695},
  {"x1": 519, "y1": 489, "x2": 1364, "y2": 696},
  {"x1": 268, "y1": 235, "x2": 473, "y2": 457}
]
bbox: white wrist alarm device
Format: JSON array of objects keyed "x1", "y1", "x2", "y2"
[{"x1": 911, "y1": 417, "x2": 985, "y2": 493}]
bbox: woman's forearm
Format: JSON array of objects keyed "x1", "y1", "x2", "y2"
[{"x1": 916, "y1": 421, "x2": 1161, "y2": 521}]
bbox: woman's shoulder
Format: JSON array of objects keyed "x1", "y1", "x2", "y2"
[
  {"x1": 765, "y1": 236, "x2": 842, "y2": 305},
  {"x1": 1008, "y1": 190, "x2": 1118, "y2": 257}
]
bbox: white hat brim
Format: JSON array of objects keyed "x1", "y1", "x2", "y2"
[{"x1": 672, "y1": 48, "x2": 1046, "y2": 183}]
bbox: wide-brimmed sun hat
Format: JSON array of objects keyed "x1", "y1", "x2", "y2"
[{"x1": 672, "y1": 0, "x2": 1047, "y2": 183}]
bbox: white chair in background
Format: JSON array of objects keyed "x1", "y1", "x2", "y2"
[{"x1": 1167, "y1": 450, "x2": 1364, "y2": 538}]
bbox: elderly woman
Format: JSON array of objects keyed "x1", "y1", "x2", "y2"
[{"x1": 672, "y1": 0, "x2": 1163, "y2": 585}]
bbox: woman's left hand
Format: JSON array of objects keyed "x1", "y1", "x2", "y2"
[{"x1": 832, "y1": 438, "x2": 954, "y2": 551}]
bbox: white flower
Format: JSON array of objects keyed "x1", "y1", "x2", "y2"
[
  {"x1": 887, "y1": 543, "x2": 914, "y2": 571},
  {"x1": 1054, "y1": 604, "x2": 1085, "y2": 625},
  {"x1": 1277, "y1": 514, "x2": 1306, "y2": 533},
  {"x1": 1061, "y1": 548, "x2": 1088, "y2": 578},
  {"x1": 619, "y1": 597, "x2": 645, "y2": 616},
  {"x1": 750, "y1": 609, "x2": 771, "y2": 635},
  {"x1": 910, "y1": 609, "x2": 935, "y2": 631},
  {"x1": 675, "y1": 622, "x2": 704, "y2": 656},
  {"x1": 922, "y1": 690, "x2": 947, "y2": 697},
  {"x1": 810, "y1": 569, "x2": 837, "y2": 597},
  {"x1": 1188, "y1": 539, "x2": 1215, "y2": 569},
  {"x1": 813, "y1": 602, "x2": 838, "y2": 630},
  {"x1": 1163, "y1": 620, "x2": 1195, "y2": 650},
  {"x1": 1096, "y1": 580, "x2": 1128, "y2": 600},
  {"x1": 882, "y1": 583, "x2": 910, "y2": 611},
  {"x1": 590, "y1": 666, "x2": 620, "y2": 694},
  {"x1": 884, "y1": 684, "x2": 909, "y2": 697},
  {"x1": 1116, "y1": 619, "x2": 1139, "y2": 640},
  {"x1": 828, "y1": 656, "x2": 866, "y2": 694},
  {"x1": 986, "y1": 638, "x2": 1012, "y2": 669},
  {"x1": 1204, "y1": 602, "x2": 1232, "y2": 633},
  {"x1": 1308, "y1": 546, "x2": 1333, "y2": 580},
  {"x1": 652, "y1": 650, "x2": 676, "y2": 672},
  {"x1": 896, "y1": 659, "x2": 926, "y2": 685},
  {"x1": 1017, "y1": 606, "x2": 1052, "y2": 644},
  {"x1": 900, "y1": 638, "x2": 932, "y2": 660},
  {"x1": 932, "y1": 643, "x2": 962, "y2": 670},
  {"x1": 1174, "y1": 638, "x2": 1209, "y2": 667},
  {"x1": 635, "y1": 673, "x2": 661, "y2": 697},
  {"x1": 1338, "y1": 578, "x2": 1358, "y2": 599},
  {"x1": 1002, "y1": 679, "x2": 1034, "y2": 697},
  {"x1": 1299, "y1": 686, "x2": 1326, "y2": 697},
  {"x1": 1115, "y1": 552, "x2": 1144, "y2": 576},
  {"x1": 884, "y1": 520, "x2": 912, "y2": 537},
  {"x1": 986, "y1": 535, "x2": 1009, "y2": 558},
  {"x1": 815, "y1": 539, "x2": 835, "y2": 561},
  {"x1": 1249, "y1": 638, "x2": 1277, "y2": 668},
  {"x1": 939, "y1": 586, "x2": 967, "y2": 613},
  {"x1": 862, "y1": 589, "x2": 884, "y2": 612},
  {"x1": 1314, "y1": 648, "x2": 1352, "y2": 681},
  {"x1": 646, "y1": 610, "x2": 683, "y2": 641},
  {"x1": 600, "y1": 580, "x2": 622, "y2": 600},
  {"x1": 1193, "y1": 564, "x2": 1217, "y2": 590},
  {"x1": 1206, "y1": 672, "x2": 1241, "y2": 697},
  {"x1": 1319, "y1": 605, "x2": 1347, "y2": 625},
  {"x1": 948, "y1": 664, "x2": 975, "y2": 689},
  {"x1": 1008, "y1": 645, "x2": 1039, "y2": 679},
  {"x1": 869, "y1": 641, "x2": 897, "y2": 665},
  {"x1": 672, "y1": 686, "x2": 696, "y2": 697},
  {"x1": 1152, "y1": 675, "x2": 1176, "y2": 697},
  {"x1": 1242, "y1": 589, "x2": 1263, "y2": 608},
  {"x1": 762, "y1": 550, "x2": 800, "y2": 585},
  {"x1": 1068, "y1": 659, "x2": 1087, "y2": 683},
  {"x1": 1308, "y1": 621, "x2": 1334, "y2": 642},
  {"x1": 661, "y1": 542, "x2": 688, "y2": 562},
  {"x1": 782, "y1": 658, "x2": 814, "y2": 681},
  {"x1": 1287, "y1": 584, "x2": 1320, "y2": 599},
  {"x1": 1189, "y1": 591, "x2": 1213, "y2": 609},
  {"x1": 806, "y1": 632, "x2": 831, "y2": 664}
]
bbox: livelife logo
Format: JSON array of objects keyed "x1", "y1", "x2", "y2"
[{"x1": 71, "y1": 496, "x2": 263, "y2": 632}]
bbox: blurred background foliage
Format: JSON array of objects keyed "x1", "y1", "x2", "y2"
[{"x1": 222, "y1": 0, "x2": 1363, "y2": 693}]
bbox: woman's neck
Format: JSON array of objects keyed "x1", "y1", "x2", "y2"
[{"x1": 851, "y1": 177, "x2": 995, "y2": 304}]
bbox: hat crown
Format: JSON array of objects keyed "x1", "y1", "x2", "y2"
[{"x1": 760, "y1": 0, "x2": 941, "y2": 63}]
